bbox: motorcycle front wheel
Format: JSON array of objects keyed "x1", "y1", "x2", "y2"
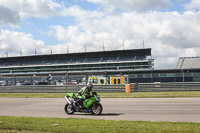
[
  {"x1": 64, "y1": 103, "x2": 75, "y2": 115},
  {"x1": 91, "y1": 103, "x2": 103, "y2": 115}
]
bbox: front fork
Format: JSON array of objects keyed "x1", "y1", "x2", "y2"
[
  {"x1": 65, "y1": 96, "x2": 78, "y2": 110},
  {"x1": 64, "y1": 96, "x2": 73, "y2": 105}
]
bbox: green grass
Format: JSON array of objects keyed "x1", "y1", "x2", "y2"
[
  {"x1": 0, "y1": 91, "x2": 200, "y2": 98},
  {"x1": 0, "y1": 116, "x2": 199, "y2": 133}
]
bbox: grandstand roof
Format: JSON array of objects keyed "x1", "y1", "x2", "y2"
[
  {"x1": 176, "y1": 57, "x2": 200, "y2": 69},
  {"x1": 0, "y1": 48, "x2": 151, "y2": 62}
]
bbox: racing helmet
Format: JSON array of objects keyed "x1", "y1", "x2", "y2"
[{"x1": 87, "y1": 84, "x2": 93, "y2": 91}]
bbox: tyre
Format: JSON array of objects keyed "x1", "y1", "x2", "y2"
[
  {"x1": 64, "y1": 103, "x2": 75, "y2": 115},
  {"x1": 91, "y1": 103, "x2": 103, "y2": 115}
]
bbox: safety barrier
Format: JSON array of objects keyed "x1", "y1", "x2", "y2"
[
  {"x1": 0, "y1": 82, "x2": 200, "y2": 93},
  {"x1": 0, "y1": 84, "x2": 126, "y2": 93},
  {"x1": 134, "y1": 82, "x2": 200, "y2": 92}
]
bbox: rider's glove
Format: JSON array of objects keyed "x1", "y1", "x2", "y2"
[{"x1": 86, "y1": 95, "x2": 91, "y2": 99}]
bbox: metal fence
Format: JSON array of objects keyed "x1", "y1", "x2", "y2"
[
  {"x1": 0, "y1": 84, "x2": 126, "y2": 93},
  {"x1": 0, "y1": 82, "x2": 200, "y2": 93},
  {"x1": 134, "y1": 82, "x2": 200, "y2": 92}
]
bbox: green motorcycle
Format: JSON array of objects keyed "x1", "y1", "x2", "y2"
[{"x1": 64, "y1": 92, "x2": 103, "y2": 115}]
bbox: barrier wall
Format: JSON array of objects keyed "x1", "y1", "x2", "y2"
[
  {"x1": 0, "y1": 84, "x2": 126, "y2": 93},
  {"x1": 0, "y1": 82, "x2": 200, "y2": 93}
]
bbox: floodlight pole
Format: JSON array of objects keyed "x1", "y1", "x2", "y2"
[
  {"x1": 50, "y1": 47, "x2": 53, "y2": 54},
  {"x1": 5, "y1": 51, "x2": 8, "y2": 57},
  {"x1": 20, "y1": 49, "x2": 22, "y2": 56},
  {"x1": 67, "y1": 45, "x2": 69, "y2": 53},
  {"x1": 143, "y1": 40, "x2": 145, "y2": 49},
  {"x1": 35, "y1": 48, "x2": 37, "y2": 55},
  {"x1": 122, "y1": 41, "x2": 124, "y2": 50},
  {"x1": 84, "y1": 44, "x2": 86, "y2": 52}
]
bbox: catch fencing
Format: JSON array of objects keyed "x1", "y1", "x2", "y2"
[{"x1": 0, "y1": 82, "x2": 200, "y2": 93}]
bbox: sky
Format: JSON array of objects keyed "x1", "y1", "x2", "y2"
[{"x1": 0, "y1": 0, "x2": 200, "y2": 69}]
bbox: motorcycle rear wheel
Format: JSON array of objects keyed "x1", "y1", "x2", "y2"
[
  {"x1": 91, "y1": 103, "x2": 103, "y2": 115},
  {"x1": 64, "y1": 103, "x2": 75, "y2": 115}
]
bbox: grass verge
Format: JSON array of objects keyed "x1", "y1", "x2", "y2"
[
  {"x1": 0, "y1": 91, "x2": 200, "y2": 98},
  {"x1": 0, "y1": 116, "x2": 200, "y2": 133}
]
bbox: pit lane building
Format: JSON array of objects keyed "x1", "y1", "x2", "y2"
[{"x1": 0, "y1": 48, "x2": 200, "y2": 85}]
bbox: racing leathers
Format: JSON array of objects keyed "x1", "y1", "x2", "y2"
[{"x1": 77, "y1": 86, "x2": 92, "y2": 99}]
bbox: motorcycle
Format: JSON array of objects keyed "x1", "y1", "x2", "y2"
[{"x1": 64, "y1": 92, "x2": 103, "y2": 115}]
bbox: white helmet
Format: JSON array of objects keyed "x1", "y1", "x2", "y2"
[{"x1": 87, "y1": 84, "x2": 93, "y2": 91}]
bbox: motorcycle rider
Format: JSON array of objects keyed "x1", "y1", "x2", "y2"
[{"x1": 74, "y1": 84, "x2": 94, "y2": 108}]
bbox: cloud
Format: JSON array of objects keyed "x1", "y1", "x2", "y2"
[
  {"x1": 60, "y1": 5, "x2": 105, "y2": 20},
  {"x1": 48, "y1": 9, "x2": 200, "y2": 68},
  {"x1": 0, "y1": 5, "x2": 21, "y2": 26},
  {"x1": 0, "y1": 29, "x2": 45, "y2": 57},
  {"x1": 48, "y1": 25, "x2": 100, "y2": 52},
  {"x1": 0, "y1": 0, "x2": 64, "y2": 18},
  {"x1": 184, "y1": 0, "x2": 200, "y2": 10},
  {"x1": 87, "y1": 0, "x2": 172, "y2": 12}
]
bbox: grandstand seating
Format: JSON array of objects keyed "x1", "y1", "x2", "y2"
[
  {"x1": 135, "y1": 55, "x2": 146, "y2": 60},
  {"x1": 85, "y1": 57, "x2": 102, "y2": 63},
  {"x1": 0, "y1": 49, "x2": 151, "y2": 67},
  {"x1": 56, "y1": 59, "x2": 71, "y2": 64},
  {"x1": 70, "y1": 58, "x2": 87, "y2": 63},
  {"x1": 31, "y1": 60, "x2": 43, "y2": 65},
  {"x1": 0, "y1": 55, "x2": 148, "y2": 67},
  {"x1": 41, "y1": 60, "x2": 57, "y2": 65},
  {"x1": 118, "y1": 56, "x2": 134, "y2": 61},
  {"x1": 101, "y1": 56, "x2": 118, "y2": 62}
]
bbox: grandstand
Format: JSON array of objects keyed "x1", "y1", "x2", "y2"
[
  {"x1": 0, "y1": 48, "x2": 153, "y2": 85},
  {"x1": 0, "y1": 49, "x2": 150, "y2": 67},
  {"x1": 176, "y1": 57, "x2": 200, "y2": 69}
]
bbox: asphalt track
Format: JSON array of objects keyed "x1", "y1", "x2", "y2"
[{"x1": 0, "y1": 98, "x2": 200, "y2": 122}]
